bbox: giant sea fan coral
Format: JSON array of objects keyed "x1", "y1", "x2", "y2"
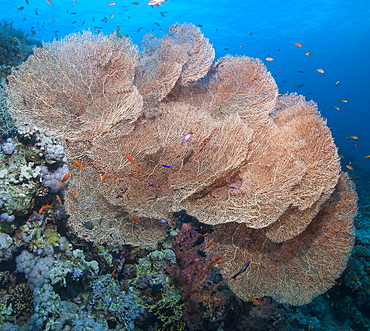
[{"x1": 6, "y1": 23, "x2": 356, "y2": 305}]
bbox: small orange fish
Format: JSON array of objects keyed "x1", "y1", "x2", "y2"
[
  {"x1": 46, "y1": 0, "x2": 54, "y2": 5},
  {"x1": 73, "y1": 189, "x2": 77, "y2": 197},
  {"x1": 202, "y1": 233, "x2": 209, "y2": 237},
  {"x1": 211, "y1": 256, "x2": 222, "y2": 264},
  {"x1": 265, "y1": 57, "x2": 274, "y2": 61},
  {"x1": 126, "y1": 153, "x2": 137, "y2": 165},
  {"x1": 327, "y1": 323, "x2": 335, "y2": 325},
  {"x1": 346, "y1": 136, "x2": 358, "y2": 140},
  {"x1": 59, "y1": 172, "x2": 70, "y2": 184},
  {"x1": 108, "y1": 1, "x2": 116, "y2": 4},
  {"x1": 334, "y1": 106, "x2": 340, "y2": 110},
  {"x1": 25, "y1": 73, "x2": 30, "y2": 82},
  {"x1": 113, "y1": 175, "x2": 117, "y2": 184},
  {"x1": 316, "y1": 68, "x2": 325, "y2": 73},
  {"x1": 51, "y1": 17, "x2": 56, "y2": 21},
  {"x1": 340, "y1": 99, "x2": 348, "y2": 103},
  {"x1": 364, "y1": 155, "x2": 370, "y2": 158},
  {"x1": 246, "y1": 297, "x2": 261, "y2": 305},
  {"x1": 346, "y1": 164, "x2": 354, "y2": 171},
  {"x1": 38, "y1": 205, "x2": 53, "y2": 214},
  {"x1": 205, "y1": 238, "x2": 214, "y2": 249},
  {"x1": 193, "y1": 266, "x2": 202, "y2": 271},
  {"x1": 351, "y1": 285, "x2": 359, "y2": 293},
  {"x1": 101, "y1": 172, "x2": 107, "y2": 183},
  {"x1": 349, "y1": 176, "x2": 360, "y2": 180},
  {"x1": 73, "y1": 160, "x2": 83, "y2": 171},
  {"x1": 56, "y1": 195, "x2": 63, "y2": 205},
  {"x1": 111, "y1": 268, "x2": 117, "y2": 278},
  {"x1": 305, "y1": 51, "x2": 312, "y2": 55},
  {"x1": 352, "y1": 277, "x2": 360, "y2": 281},
  {"x1": 136, "y1": 166, "x2": 141, "y2": 175},
  {"x1": 294, "y1": 42, "x2": 303, "y2": 47},
  {"x1": 128, "y1": 216, "x2": 141, "y2": 223},
  {"x1": 131, "y1": 248, "x2": 140, "y2": 254}
]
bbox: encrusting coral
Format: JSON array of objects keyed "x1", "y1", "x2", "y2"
[{"x1": 6, "y1": 23, "x2": 357, "y2": 305}]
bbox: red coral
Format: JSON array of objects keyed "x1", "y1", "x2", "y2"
[{"x1": 169, "y1": 223, "x2": 226, "y2": 328}]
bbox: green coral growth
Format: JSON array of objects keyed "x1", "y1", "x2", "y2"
[
  {"x1": 0, "y1": 78, "x2": 15, "y2": 137},
  {"x1": 0, "y1": 22, "x2": 41, "y2": 72},
  {"x1": 0, "y1": 137, "x2": 41, "y2": 217},
  {"x1": 131, "y1": 249, "x2": 185, "y2": 330}
]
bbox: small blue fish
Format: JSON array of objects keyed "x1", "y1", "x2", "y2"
[{"x1": 161, "y1": 165, "x2": 170, "y2": 168}]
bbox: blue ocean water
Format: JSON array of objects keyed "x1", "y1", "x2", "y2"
[{"x1": 1, "y1": 0, "x2": 370, "y2": 330}]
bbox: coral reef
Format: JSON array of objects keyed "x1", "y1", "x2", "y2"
[
  {"x1": 211, "y1": 173, "x2": 356, "y2": 305},
  {"x1": 5, "y1": 23, "x2": 357, "y2": 306},
  {"x1": 0, "y1": 22, "x2": 41, "y2": 80},
  {"x1": 169, "y1": 223, "x2": 226, "y2": 329},
  {"x1": 90, "y1": 274, "x2": 141, "y2": 331},
  {"x1": 0, "y1": 78, "x2": 15, "y2": 138},
  {"x1": 129, "y1": 248, "x2": 185, "y2": 330}
]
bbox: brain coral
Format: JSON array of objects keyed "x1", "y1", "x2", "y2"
[{"x1": 6, "y1": 23, "x2": 357, "y2": 304}]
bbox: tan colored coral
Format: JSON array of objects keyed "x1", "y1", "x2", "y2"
[
  {"x1": 264, "y1": 94, "x2": 341, "y2": 242},
  {"x1": 135, "y1": 23, "x2": 214, "y2": 111},
  {"x1": 211, "y1": 172, "x2": 356, "y2": 305},
  {"x1": 7, "y1": 31, "x2": 142, "y2": 142},
  {"x1": 182, "y1": 94, "x2": 340, "y2": 242},
  {"x1": 135, "y1": 33, "x2": 187, "y2": 105},
  {"x1": 170, "y1": 55, "x2": 278, "y2": 125},
  {"x1": 64, "y1": 164, "x2": 167, "y2": 248},
  {"x1": 167, "y1": 23, "x2": 215, "y2": 86},
  {"x1": 6, "y1": 24, "x2": 355, "y2": 292},
  {"x1": 67, "y1": 102, "x2": 253, "y2": 225}
]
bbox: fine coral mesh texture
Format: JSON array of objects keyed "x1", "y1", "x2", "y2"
[
  {"x1": 74, "y1": 102, "x2": 252, "y2": 220},
  {"x1": 135, "y1": 23, "x2": 214, "y2": 107},
  {"x1": 64, "y1": 163, "x2": 167, "y2": 248},
  {"x1": 6, "y1": 24, "x2": 356, "y2": 304},
  {"x1": 7, "y1": 31, "x2": 142, "y2": 141},
  {"x1": 212, "y1": 172, "x2": 356, "y2": 305}
]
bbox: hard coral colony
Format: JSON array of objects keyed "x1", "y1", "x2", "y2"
[{"x1": 5, "y1": 22, "x2": 356, "y2": 311}]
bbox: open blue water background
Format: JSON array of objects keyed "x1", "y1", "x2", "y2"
[{"x1": 2, "y1": 0, "x2": 370, "y2": 184}]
